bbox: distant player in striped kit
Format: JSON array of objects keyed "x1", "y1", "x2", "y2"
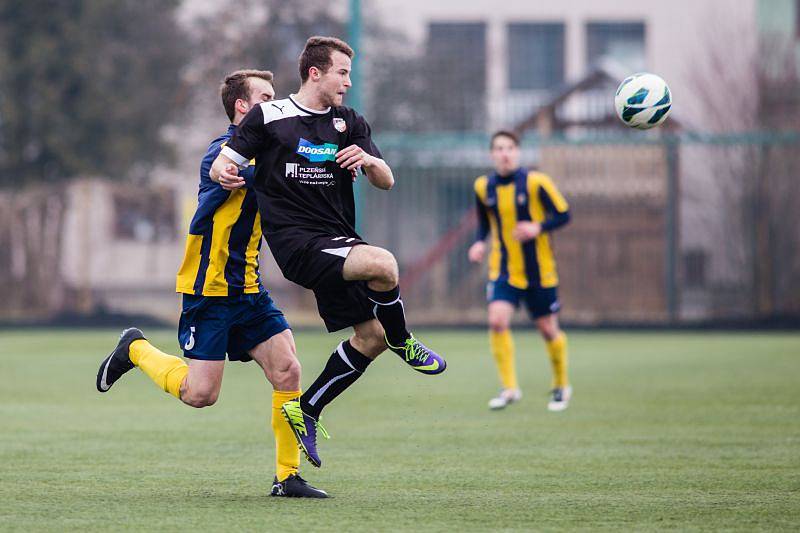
[{"x1": 469, "y1": 130, "x2": 572, "y2": 411}]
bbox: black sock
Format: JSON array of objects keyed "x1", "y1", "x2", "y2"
[
  {"x1": 366, "y1": 285, "x2": 410, "y2": 347},
  {"x1": 300, "y1": 340, "x2": 372, "y2": 420}
]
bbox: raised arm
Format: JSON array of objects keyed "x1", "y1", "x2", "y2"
[
  {"x1": 337, "y1": 111, "x2": 393, "y2": 190},
  {"x1": 211, "y1": 104, "x2": 267, "y2": 189},
  {"x1": 336, "y1": 146, "x2": 394, "y2": 189},
  {"x1": 362, "y1": 154, "x2": 394, "y2": 189}
]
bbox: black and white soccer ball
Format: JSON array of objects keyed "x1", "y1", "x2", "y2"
[{"x1": 614, "y1": 73, "x2": 672, "y2": 129}]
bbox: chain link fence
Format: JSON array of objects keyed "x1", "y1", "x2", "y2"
[
  {"x1": 351, "y1": 132, "x2": 800, "y2": 326},
  {"x1": 2, "y1": 133, "x2": 797, "y2": 327}
]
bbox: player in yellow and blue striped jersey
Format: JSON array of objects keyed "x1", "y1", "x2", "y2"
[
  {"x1": 95, "y1": 70, "x2": 327, "y2": 498},
  {"x1": 469, "y1": 130, "x2": 572, "y2": 412}
]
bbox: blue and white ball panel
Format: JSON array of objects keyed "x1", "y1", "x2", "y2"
[{"x1": 614, "y1": 72, "x2": 672, "y2": 129}]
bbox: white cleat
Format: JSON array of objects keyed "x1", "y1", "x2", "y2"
[
  {"x1": 488, "y1": 389, "x2": 523, "y2": 410},
  {"x1": 547, "y1": 385, "x2": 572, "y2": 412}
]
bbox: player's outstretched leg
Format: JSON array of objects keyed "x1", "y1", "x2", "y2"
[
  {"x1": 96, "y1": 328, "x2": 146, "y2": 392},
  {"x1": 345, "y1": 245, "x2": 446, "y2": 375},
  {"x1": 383, "y1": 329, "x2": 446, "y2": 375},
  {"x1": 97, "y1": 327, "x2": 189, "y2": 399},
  {"x1": 281, "y1": 398, "x2": 330, "y2": 468}
]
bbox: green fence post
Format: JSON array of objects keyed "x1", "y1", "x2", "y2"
[
  {"x1": 665, "y1": 136, "x2": 681, "y2": 323},
  {"x1": 349, "y1": 0, "x2": 363, "y2": 234}
]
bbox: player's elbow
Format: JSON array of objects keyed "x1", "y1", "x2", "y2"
[{"x1": 561, "y1": 210, "x2": 571, "y2": 226}]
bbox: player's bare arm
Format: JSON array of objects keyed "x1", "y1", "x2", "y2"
[
  {"x1": 512, "y1": 221, "x2": 541, "y2": 242},
  {"x1": 210, "y1": 154, "x2": 246, "y2": 190},
  {"x1": 335, "y1": 144, "x2": 394, "y2": 189},
  {"x1": 468, "y1": 240, "x2": 486, "y2": 263}
]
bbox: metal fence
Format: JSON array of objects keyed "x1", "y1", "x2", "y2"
[
  {"x1": 1, "y1": 132, "x2": 798, "y2": 326},
  {"x1": 351, "y1": 132, "x2": 800, "y2": 326}
]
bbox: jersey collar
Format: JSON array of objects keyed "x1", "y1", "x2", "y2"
[
  {"x1": 289, "y1": 94, "x2": 331, "y2": 115},
  {"x1": 493, "y1": 167, "x2": 525, "y2": 184}
]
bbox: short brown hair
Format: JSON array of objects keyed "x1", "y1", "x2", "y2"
[
  {"x1": 490, "y1": 130, "x2": 520, "y2": 149},
  {"x1": 220, "y1": 69, "x2": 274, "y2": 121},
  {"x1": 299, "y1": 36, "x2": 354, "y2": 83}
]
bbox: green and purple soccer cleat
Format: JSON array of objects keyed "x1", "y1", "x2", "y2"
[
  {"x1": 281, "y1": 399, "x2": 329, "y2": 468},
  {"x1": 387, "y1": 334, "x2": 446, "y2": 375}
]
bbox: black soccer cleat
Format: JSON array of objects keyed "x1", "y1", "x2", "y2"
[
  {"x1": 96, "y1": 328, "x2": 146, "y2": 393},
  {"x1": 270, "y1": 474, "x2": 329, "y2": 498}
]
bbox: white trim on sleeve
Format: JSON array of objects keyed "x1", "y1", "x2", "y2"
[{"x1": 220, "y1": 146, "x2": 248, "y2": 167}]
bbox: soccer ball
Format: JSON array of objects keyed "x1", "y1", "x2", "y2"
[{"x1": 614, "y1": 73, "x2": 672, "y2": 129}]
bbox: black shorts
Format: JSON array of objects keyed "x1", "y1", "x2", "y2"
[{"x1": 268, "y1": 232, "x2": 375, "y2": 333}]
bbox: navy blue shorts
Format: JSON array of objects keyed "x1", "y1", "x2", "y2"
[
  {"x1": 486, "y1": 279, "x2": 561, "y2": 319},
  {"x1": 177, "y1": 291, "x2": 290, "y2": 362}
]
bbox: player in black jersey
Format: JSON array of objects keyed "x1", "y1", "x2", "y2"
[{"x1": 210, "y1": 36, "x2": 446, "y2": 468}]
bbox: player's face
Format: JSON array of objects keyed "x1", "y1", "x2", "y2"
[
  {"x1": 318, "y1": 51, "x2": 352, "y2": 107},
  {"x1": 490, "y1": 136, "x2": 520, "y2": 175},
  {"x1": 245, "y1": 77, "x2": 275, "y2": 109}
]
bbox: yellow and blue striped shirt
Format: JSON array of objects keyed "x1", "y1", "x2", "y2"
[
  {"x1": 474, "y1": 168, "x2": 570, "y2": 289},
  {"x1": 176, "y1": 125, "x2": 263, "y2": 296}
]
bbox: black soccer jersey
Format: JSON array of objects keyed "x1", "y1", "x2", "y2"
[{"x1": 221, "y1": 95, "x2": 381, "y2": 269}]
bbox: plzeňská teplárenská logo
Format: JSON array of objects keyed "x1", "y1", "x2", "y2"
[{"x1": 296, "y1": 138, "x2": 338, "y2": 163}]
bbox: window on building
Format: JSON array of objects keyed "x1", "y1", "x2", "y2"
[
  {"x1": 508, "y1": 23, "x2": 565, "y2": 91},
  {"x1": 113, "y1": 187, "x2": 176, "y2": 242},
  {"x1": 586, "y1": 22, "x2": 646, "y2": 71},
  {"x1": 426, "y1": 22, "x2": 487, "y2": 131}
]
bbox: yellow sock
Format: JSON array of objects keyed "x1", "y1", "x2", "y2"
[
  {"x1": 490, "y1": 329, "x2": 518, "y2": 390},
  {"x1": 129, "y1": 339, "x2": 188, "y2": 399},
  {"x1": 272, "y1": 390, "x2": 301, "y2": 482},
  {"x1": 546, "y1": 333, "x2": 569, "y2": 388}
]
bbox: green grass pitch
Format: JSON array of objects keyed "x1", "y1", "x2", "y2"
[{"x1": 1, "y1": 329, "x2": 799, "y2": 531}]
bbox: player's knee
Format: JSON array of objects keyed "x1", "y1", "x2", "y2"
[
  {"x1": 273, "y1": 357, "x2": 301, "y2": 389},
  {"x1": 370, "y1": 250, "x2": 399, "y2": 286},
  {"x1": 537, "y1": 320, "x2": 559, "y2": 341},
  {"x1": 488, "y1": 312, "x2": 510, "y2": 332},
  {"x1": 489, "y1": 319, "x2": 509, "y2": 333},
  {"x1": 543, "y1": 330, "x2": 560, "y2": 342},
  {"x1": 184, "y1": 389, "x2": 218, "y2": 408},
  {"x1": 286, "y1": 358, "x2": 301, "y2": 382},
  {"x1": 181, "y1": 380, "x2": 220, "y2": 408}
]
